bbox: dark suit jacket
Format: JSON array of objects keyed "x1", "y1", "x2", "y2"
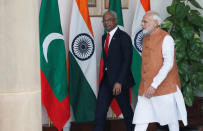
[{"x1": 102, "y1": 28, "x2": 135, "y2": 89}]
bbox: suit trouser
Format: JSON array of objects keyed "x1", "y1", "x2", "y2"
[{"x1": 93, "y1": 76, "x2": 134, "y2": 131}]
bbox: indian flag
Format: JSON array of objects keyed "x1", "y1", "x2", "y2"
[
  {"x1": 69, "y1": 0, "x2": 97, "y2": 122},
  {"x1": 39, "y1": 0, "x2": 70, "y2": 130},
  {"x1": 131, "y1": 0, "x2": 150, "y2": 95}
]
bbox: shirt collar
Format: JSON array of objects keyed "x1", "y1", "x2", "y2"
[{"x1": 108, "y1": 26, "x2": 118, "y2": 37}]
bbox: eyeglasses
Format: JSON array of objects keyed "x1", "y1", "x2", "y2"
[{"x1": 102, "y1": 18, "x2": 114, "y2": 23}]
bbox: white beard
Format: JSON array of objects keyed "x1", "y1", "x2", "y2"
[{"x1": 143, "y1": 25, "x2": 154, "y2": 35}]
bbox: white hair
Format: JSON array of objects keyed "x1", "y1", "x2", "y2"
[
  {"x1": 146, "y1": 11, "x2": 162, "y2": 26},
  {"x1": 103, "y1": 10, "x2": 118, "y2": 19}
]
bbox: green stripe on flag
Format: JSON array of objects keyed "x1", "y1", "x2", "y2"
[
  {"x1": 69, "y1": 52, "x2": 96, "y2": 122},
  {"x1": 131, "y1": 48, "x2": 142, "y2": 95},
  {"x1": 109, "y1": 0, "x2": 123, "y2": 26}
]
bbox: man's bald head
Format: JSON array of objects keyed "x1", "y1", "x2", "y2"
[{"x1": 102, "y1": 11, "x2": 118, "y2": 32}]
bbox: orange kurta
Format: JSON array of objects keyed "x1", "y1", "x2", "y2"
[{"x1": 138, "y1": 29, "x2": 181, "y2": 96}]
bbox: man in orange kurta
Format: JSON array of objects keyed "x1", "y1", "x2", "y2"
[{"x1": 133, "y1": 11, "x2": 187, "y2": 131}]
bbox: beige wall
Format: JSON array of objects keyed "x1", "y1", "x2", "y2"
[
  {"x1": 0, "y1": 0, "x2": 41, "y2": 130},
  {"x1": 195, "y1": 0, "x2": 203, "y2": 41}
]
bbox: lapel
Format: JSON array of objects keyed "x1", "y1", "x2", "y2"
[{"x1": 108, "y1": 28, "x2": 120, "y2": 53}]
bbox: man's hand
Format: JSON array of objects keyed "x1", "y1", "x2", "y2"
[
  {"x1": 113, "y1": 82, "x2": 122, "y2": 95},
  {"x1": 144, "y1": 86, "x2": 156, "y2": 98}
]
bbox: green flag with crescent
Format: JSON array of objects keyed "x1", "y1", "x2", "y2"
[{"x1": 39, "y1": 0, "x2": 70, "y2": 130}]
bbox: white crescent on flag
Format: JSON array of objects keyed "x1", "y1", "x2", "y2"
[{"x1": 42, "y1": 33, "x2": 64, "y2": 63}]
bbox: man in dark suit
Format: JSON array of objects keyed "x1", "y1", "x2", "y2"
[{"x1": 93, "y1": 11, "x2": 135, "y2": 131}]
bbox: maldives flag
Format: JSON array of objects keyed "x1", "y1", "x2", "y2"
[
  {"x1": 39, "y1": 0, "x2": 70, "y2": 130},
  {"x1": 131, "y1": 0, "x2": 150, "y2": 95},
  {"x1": 69, "y1": 0, "x2": 97, "y2": 122}
]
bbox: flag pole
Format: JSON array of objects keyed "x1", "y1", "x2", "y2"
[{"x1": 48, "y1": 117, "x2": 51, "y2": 127}]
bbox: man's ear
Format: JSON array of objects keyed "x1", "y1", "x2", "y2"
[
  {"x1": 115, "y1": 18, "x2": 118, "y2": 24},
  {"x1": 154, "y1": 20, "x2": 159, "y2": 27}
]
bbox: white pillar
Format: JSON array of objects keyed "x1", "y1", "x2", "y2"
[{"x1": 0, "y1": 0, "x2": 42, "y2": 131}]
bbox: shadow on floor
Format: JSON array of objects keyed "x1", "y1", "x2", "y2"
[{"x1": 157, "y1": 125, "x2": 199, "y2": 131}]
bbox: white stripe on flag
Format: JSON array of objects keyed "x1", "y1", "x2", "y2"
[{"x1": 69, "y1": 1, "x2": 97, "y2": 96}]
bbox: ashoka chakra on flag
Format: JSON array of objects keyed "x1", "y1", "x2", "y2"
[
  {"x1": 134, "y1": 29, "x2": 145, "y2": 54},
  {"x1": 72, "y1": 33, "x2": 95, "y2": 61}
]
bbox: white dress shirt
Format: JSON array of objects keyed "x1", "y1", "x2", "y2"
[{"x1": 105, "y1": 26, "x2": 118, "y2": 47}]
